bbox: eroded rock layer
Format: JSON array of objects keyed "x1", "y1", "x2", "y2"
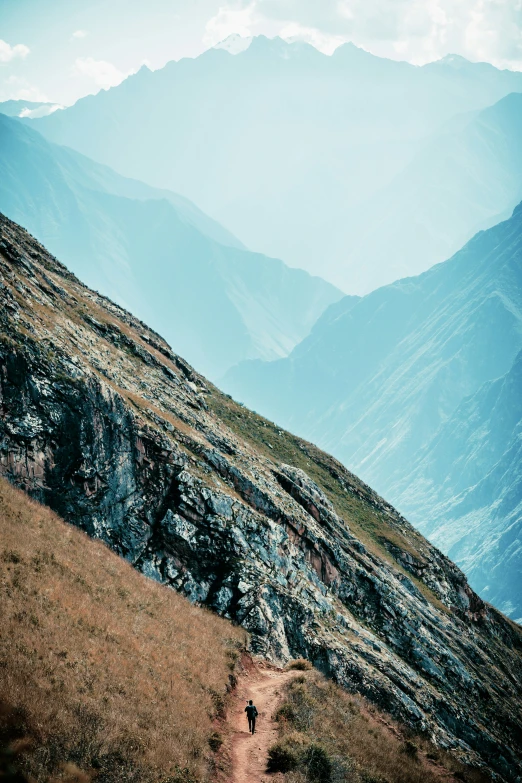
[{"x1": 0, "y1": 214, "x2": 521, "y2": 779}]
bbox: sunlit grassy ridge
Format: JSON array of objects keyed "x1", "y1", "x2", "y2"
[{"x1": 0, "y1": 477, "x2": 246, "y2": 783}]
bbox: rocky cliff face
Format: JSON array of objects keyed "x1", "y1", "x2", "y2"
[{"x1": 0, "y1": 214, "x2": 521, "y2": 780}]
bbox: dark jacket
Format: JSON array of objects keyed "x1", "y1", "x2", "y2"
[{"x1": 245, "y1": 705, "x2": 258, "y2": 719}]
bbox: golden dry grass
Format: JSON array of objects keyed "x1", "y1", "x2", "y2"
[
  {"x1": 272, "y1": 670, "x2": 490, "y2": 783},
  {"x1": 0, "y1": 477, "x2": 246, "y2": 782}
]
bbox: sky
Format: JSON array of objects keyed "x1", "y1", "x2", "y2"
[{"x1": 1, "y1": 0, "x2": 522, "y2": 105}]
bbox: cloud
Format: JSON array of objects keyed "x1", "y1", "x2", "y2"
[
  {"x1": 72, "y1": 30, "x2": 88, "y2": 39},
  {"x1": 74, "y1": 57, "x2": 129, "y2": 89},
  {"x1": 203, "y1": 2, "x2": 344, "y2": 51},
  {"x1": 204, "y1": 0, "x2": 522, "y2": 69},
  {"x1": 336, "y1": 0, "x2": 522, "y2": 67},
  {"x1": 203, "y1": 2, "x2": 258, "y2": 46},
  {"x1": 0, "y1": 39, "x2": 30, "y2": 63},
  {"x1": 279, "y1": 22, "x2": 345, "y2": 54},
  {"x1": 1, "y1": 75, "x2": 48, "y2": 102},
  {"x1": 19, "y1": 104, "x2": 64, "y2": 118}
]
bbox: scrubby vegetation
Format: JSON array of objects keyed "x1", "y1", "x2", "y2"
[
  {"x1": 286, "y1": 659, "x2": 313, "y2": 671},
  {"x1": 269, "y1": 670, "x2": 490, "y2": 783},
  {"x1": 0, "y1": 478, "x2": 246, "y2": 782}
]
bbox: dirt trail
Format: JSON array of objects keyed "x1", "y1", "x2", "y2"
[{"x1": 230, "y1": 662, "x2": 296, "y2": 783}]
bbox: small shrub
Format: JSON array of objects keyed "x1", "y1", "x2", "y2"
[
  {"x1": 267, "y1": 733, "x2": 307, "y2": 773},
  {"x1": 286, "y1": 682, "x2": 316, "y2": 730},
  {"x1": 402, "y1": 740, "x2": 418, "y2": 757},
  {"x1": 267, "y1": 741, "x2": 300, "y2": 773},
  {"x1": 208, "y1": 731, "x2": 223, "y2": 752},
  {"x1": 287, "y1": 659, "x2": 312, "y2": 671},
  {"x1": 2, "y1": 550, "x2": 21, "y2": 564},
  {"x1": 274, "y1": 702, "x2": 296, "y2": 724},
  {"x1": 208, "y1": 689, "x2": 226, "y2": 719},
  {"x1": 304, "y1": 743, "x2": 332, "y2": 782}
]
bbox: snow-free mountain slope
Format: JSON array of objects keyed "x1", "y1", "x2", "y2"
[
  {"x1": 224, "y1": 203, "x2": 522, "y2": 618},
  {"x1": 398, "y1": 349, "x2": 522, "y2": 621},
  {"x1": 0, "y1": 114, "x2": 341, "y2": 379},
  {"x1": 332, "y1": 91, "x2": 522, "y2": 292},
  {"x1": 1, "y1": 212, "x2": 522, "y2": 779},
  {"x1": 30, "y1": 37, "x2": 522, "y2": 289}
]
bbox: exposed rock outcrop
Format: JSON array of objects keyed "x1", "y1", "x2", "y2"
[{"x1": 0, "y1": 214, "x2": 521, "y2": 780}]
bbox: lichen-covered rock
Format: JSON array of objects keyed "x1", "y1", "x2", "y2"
[{"x1": 1, "y1": 214, "x2": 521, "y2": 780}]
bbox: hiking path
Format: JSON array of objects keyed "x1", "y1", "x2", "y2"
[{"x1": 229, "y1": 661, "x2": 295, "y2": 783}]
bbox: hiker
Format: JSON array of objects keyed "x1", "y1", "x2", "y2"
[{"x1": 245, "y1": 699, "x2": 258, "y2": 734}]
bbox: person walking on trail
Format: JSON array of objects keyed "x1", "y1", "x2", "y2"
[{"x1": 245, "y1": 700, "x2": 258, "y2": 734}]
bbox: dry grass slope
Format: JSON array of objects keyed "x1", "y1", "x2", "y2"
[
  {"x1": 0, "y1": 477, "x2": 246, "y2": 783},
  {"x1": 270, "y1": 670, "x2": 490, "y2": 783}
]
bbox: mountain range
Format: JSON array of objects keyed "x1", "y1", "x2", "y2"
[
  {"x1": 0, "y1": 112, "x2": 340, "y2": 380},
  {"x1": 0, "y1": 99, "x2": 61, "y2": 118},
  {"x1": 28, "y1": 36, "x2": 522, "y2": 292},
  {"x1": 224, "y1": 202, "x2": 522, "y2": 621},
  {"x1": 324, "y1": 91, "x2": 522, "y2": 292},
  {"x1": 1, "y1": 212, "x2": 521, "y2": 780}
]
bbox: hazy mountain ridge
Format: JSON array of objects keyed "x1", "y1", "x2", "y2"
[
  {"x1": 1, "y1": 213, "x2": 522, "y2": 778},
  {"x1": 0, "y1": 99, "x2": 61, "y2": 118},
  {"x1": 224, "y1": 203, "x2": 522, "y2": 619},
  {"x1": 326, "y1": 91, "x2": 522, "y2": 291},
  {"x1": 399, "y1": 349, "x2": 522, "y2": 621},
  {"x1": 29, "y1": 36, "x2": 522, "y2": 291},
  {"x1": 0, "y1": 113, "x2": 341, "y2": 379}
]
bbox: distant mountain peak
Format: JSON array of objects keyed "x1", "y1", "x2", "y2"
[
  {"x1": 332, "y1": 40, "x2": 411, "y2": 69},
  {"x1": 242, "y1": 34, "x2": 318, "y2": 59},
  {"x1": 438, "y1": 53, "x2": 471, "y2": 65},
  {"x1": 213, "y1": 33, "x2": 252, "y2": 55},
  {"x1": 430, "y1": 53, "x2": 500, "y2": 71}
]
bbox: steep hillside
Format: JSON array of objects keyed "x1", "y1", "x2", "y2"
[
  {"x1": 397, "y1": 350, "x2": 522, "y2": 621},
  {"x1": 0, "y1": 114, "x2": 340, "y2": 380},
  {"x1": 29, "y1": 37, "x2": 522, "y2": 289},
  {"x1": 267, "y1": 666, "x2": 490, "y2": 783},
  {"x1": 1, "y1": 481, "x2": 492, "y2": 783},
  {"x1": 0, "y1": 476, "x2": 245, "y2": 782},
  {"x1": 0, "y1": 213, "x2": 521, "y2": 779},
  {"x1": 224, "y1": 202, "x2": 522, "y2": 620}
]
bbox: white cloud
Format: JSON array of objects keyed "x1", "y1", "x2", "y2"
[
  {"x1": 336, "y1": 0, "x2": 522, "y2": 67},
  {"x1": 74, "y1": 57, "x2": 129, "y2": 89},
  {"x1": 203, "y1": 2, "x2": 258, "y2": 46},
  {"x1": 19, "y1": 103, "x2": 64, "y2": 118},
  {"x1": 206, "y1": 0, "x2": 522, "y2": 69},
  {"x1": 72, "y1": 30, "x2": 88, "y2": 39},
  {"x1": 279, "y1": 22, "x2": 345, "y2": 54},
  {"x1": 0, "y1": 39, "x2": 30, "y2": 63},
  {"x1": 1, "y1": 75, "x2": 48, "y2": 102}
]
